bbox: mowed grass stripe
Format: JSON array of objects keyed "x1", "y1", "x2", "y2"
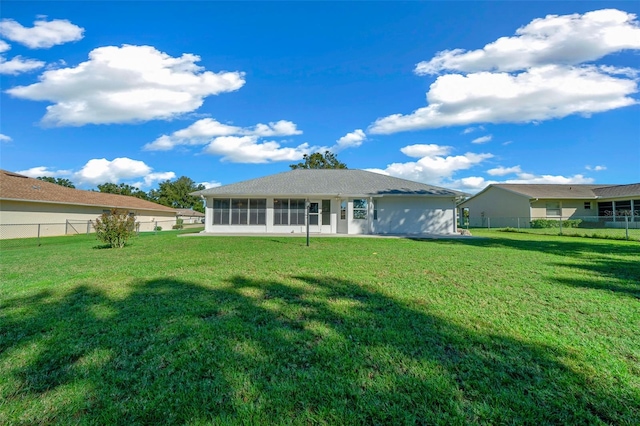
[{"x1": 1, "y1": 230, "x2": 638, "y2": 424}]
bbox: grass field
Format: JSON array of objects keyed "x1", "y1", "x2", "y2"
[
  {"x1": 492, "y1": 227, "x2": 640, "y2": 241},
  {"x1": 1, "y1": 230, "x2": 639, "y2": 424}
]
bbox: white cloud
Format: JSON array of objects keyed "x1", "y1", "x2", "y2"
[
  {"x1": 449, "y1": 172, "x2": 595, "y2": 193},
  {"x1": 368, "y1": 65, "x2": 637, "y2": 134},
  {"x1": 502, "y1": 140, "x2": 513, "y2": 146},
  {"x1": 203, "y1": 136, "x2": 313, "y2": 163},
  {"x1": 198, "y1": 180, "x2": 222, "y2": 189},
  {"x1": 75, "y1": 158, "x2": 152, "y2": 185},
  {"x1": 16, "y1": 166, "x2": 72, "y2": 178},
  {"x1": 586, "y1": 165, "x2": 607, "y2": 171},
  {"x1": 0, "y1": 17, "x2": 84, "y2": 49},
  {"x1": 462, "y1": 126, "x2": 484, "y2": 134},
  {"x1": 6, "y1": 45, "x2": 246, "y2": 126},
  {"x1": 144, "y1": 118, "x2": 302, "y2": 151},
  {"x1": 0, "y1": 40, "x2": 10, "y2": 53},
  {"x1": 487, "y1": 165, "x2": 522, "y2": 176},
  {"x1": 370, "y1": 9, "x2": 640, "y2": 135},
  {"x1": 472, "y1": 135, "x2": 492, "y2": 144},
  {"x1": 400, "y1": 144, "x2": 451, "y2": 158},
  {"x1": 415, "y1": 9, "x2": 640, "y2": 74},
  {"x1": 334, "y1": 129, "x2": 366, "y2": 151},
  {"x1": 372, "y1": 143, "x2": 493, "y2": 184},
  {"x1": 0, "y1": 133, "x2": 12, "y2": 142},
  {"x1": 17, "y1": 158, "x2": 175, "y2": 188},
  {"x1": 0, "y1": 55, "x2": 45, "y2": 74},
  {"x1": 251, "y1": 121, "x2": 303, "y2": 137}
]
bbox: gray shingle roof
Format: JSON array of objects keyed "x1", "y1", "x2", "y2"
[
  {"x1": 592, "y1": 183, "x2": 640, "y2": 198},
  {"x1": 192, "y1": 169, "x2": 465, "y2": 197},
  {"x1": 493, "y1": 184, "x2": 610, "y2": 199}
]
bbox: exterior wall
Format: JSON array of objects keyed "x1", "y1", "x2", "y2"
[
  {"x1": 372, "y1": 196, "x2": 456, "y2": 235},
  {"x1": 460, "y1": 187, "x2": 530, "y2": 228},
  {"x1": 203, "y1": 195, "x2": 457, "y2": 235},
  {"x1": 530, "y1": 199, "x2": 595, "y2": 219},
  {"x1": 0, "y1": 200, "x2": 176, "y2": 239}
]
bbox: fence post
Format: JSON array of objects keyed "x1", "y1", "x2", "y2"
[
  {"x1": 517, "y1": 217, "x2": 520, "y2": 231},
  {"x1": 155, "y1": 221, "x2": 158, "y2": 235},
  {"x1": 37, "y1": 224, "x2": 41, "y2": 246},
  {"x1": 487, "y1": 217, "x2": 490, "y2": 229},
  {"x1": 559, "y1": 216, "x2": 563, "y2": 235},
  {"x1": 87, "y1": 221, "x2": 90, "y2": 235},
  {"x1": 625, "y1": 216, "x2": 629, "y2": 240}
]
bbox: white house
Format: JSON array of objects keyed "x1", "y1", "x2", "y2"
[{"x1": 192, "y1": 169, "x2": 465, "y2": 235}]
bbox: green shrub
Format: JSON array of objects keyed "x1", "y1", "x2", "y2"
[
  {"x1": 94, "y1": 209, "x2": 136, "y2": 248},
  {"x1": 172, "y1": 218, "x2": 184, "y2": 230},
  {"x1": 154, "y1": 226, "x2": 163, "y2": 231},
  {"x1": 530, "y1": 218, "x2": 582, "y2": 228}
]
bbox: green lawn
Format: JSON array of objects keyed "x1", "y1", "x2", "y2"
[
  {"x1": 490, "y1": 226, "x2": 640, "y2": 242},
  {"x1": 1, "y1": 231, "x2": 638, "y2": 424}
]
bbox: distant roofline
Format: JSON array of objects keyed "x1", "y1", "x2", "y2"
[{"x1": 0, "y1": 196, "x2": 177, "y2": 212}]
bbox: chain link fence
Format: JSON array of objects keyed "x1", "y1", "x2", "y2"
[
  {"x1": 0, "y1": 220, "x2": 190, "y2": 249},
  {"x1": 461, "y1": 215, "x2": 640, "y2": 241}
]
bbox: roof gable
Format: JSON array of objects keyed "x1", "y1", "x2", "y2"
[
  {"x1": 0, "y1": 170, "x2": 176, "y2": 213},
  {"x1": 193, "y1": 169, "x2": 465, "y2": 197}
]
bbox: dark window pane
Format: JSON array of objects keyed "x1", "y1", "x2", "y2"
[
  {"x1": 322, "y1": 200, "x2": 331, "y2": 225},
  {"x1": 310, "y1": 215, "x2": 319, "y2": 225}
]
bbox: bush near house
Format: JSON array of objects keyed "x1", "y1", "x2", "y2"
[
  {"x1": 172, "y1": 218, "x2": 184, "y2": 230},
  {"x1": 93, "y1": 208, "x2": 136, "y2": 248},
  {"x1": 530, "y1": 218, "x2": 582, "y2": 229}
]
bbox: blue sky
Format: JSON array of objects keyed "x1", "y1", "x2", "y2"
[{"x1": 1, "y1": 1, "x2": 639, "y2": 193}]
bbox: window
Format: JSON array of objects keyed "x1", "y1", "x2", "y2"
[
  {"x1": 634, "y1": 200, "x2": 640, "y2": 218},
  {"x1": 353, "y1": 199, "x2": 367, "y2": 220},
  {"x1": 213, "y1": 199, "x2": 230, "y2": 224},
  {"x1": 546, "y1": 202, "x2": 561, "y2": 217},
  {"x1": 213, "y1": 198, "x2": 265, "y2": 225},
  {"x1": 231, "y1": 199, "x2": 248, "y2": 224},
  {"x1": 615, "y1": 200, "x2": 632, "y2": 217},
  {"x1": 584, "y1": 202, "x2": 591, "y2": 210},
  {"x1": 290, "y1": 199, "x2": 306, "y2": 225},
  {"x1": 274, "y1": 199, "x2": 305, "y2": 225},
  {"x1": 321, "y1": 200, "x2": 331, "y2": 225},
  {"x1": 249, "y1": 199, "x2": 266, "y2": 225},
  {"x1": 598, "y1": 201, "x2": 613, "y2": 217},
  {"x1": 340, "y1": 201, "x2": 347, "y2": 220}
]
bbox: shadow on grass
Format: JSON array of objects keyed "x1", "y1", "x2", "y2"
[{"x1": 1, "y1": 276, "x2": 637, "y2": 424}]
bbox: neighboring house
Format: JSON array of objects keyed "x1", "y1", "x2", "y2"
[
  {"x1": 191, "y1": 169, "x2": 466, "y2": 235},
  {"x1": 459, "y1": 183, "x2": 640, "y2": 228},
  {"x1": 176, "y1": 208, "x2": 205, "y2": 224},
  {"x1": 0, "y1": 170, "x2": 176, "y2": 239}
]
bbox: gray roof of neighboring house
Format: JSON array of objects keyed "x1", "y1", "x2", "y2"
[
  {"x1": 176, "y1": 208, "x2": 205, "y2": 217},
  {"x1": 192, "y1": 169, "x2": 465, "y2": 197},
  {"x1": 491, "y1": 184, "x2": 611, "y2": 199},
  {"x1": 592, "y1": 183, "x2": 640, "y2": 198}
]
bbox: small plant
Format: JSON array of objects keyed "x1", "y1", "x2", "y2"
[
  {"x1": 172, "y1": 218, "x2": 184, "y2": 230},
  {"x1": 154, "y1": 226, "x2": 163, "y2": 231},
  {"x1": 94, "y1": 208, "x2": 136, "y2": 248}
]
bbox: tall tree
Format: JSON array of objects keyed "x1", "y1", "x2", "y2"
[
  {"x1": 36, "y1": 176, "x2": 76, "y2": 188},
  {"x1": 149, "y1": 176, "x2": 205, "y2": 213},
  {"x1": 289, "y1": 151, "x2": 347, "y2": 170},
  {"x1": 97, "y1": 182, "x2": 149, "y2": 200}
]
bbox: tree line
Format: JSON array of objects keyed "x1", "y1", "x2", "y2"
[
  {"x1": 37, "y1": 176, "x2": 206, "y2": 213},
  {"x1": 36, "y1": 151, "x2": 348, "y2": 214}
]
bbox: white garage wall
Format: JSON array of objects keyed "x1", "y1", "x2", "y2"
[{"x1": 372, "y1": 197, "x2": 456, "y2": 235}]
